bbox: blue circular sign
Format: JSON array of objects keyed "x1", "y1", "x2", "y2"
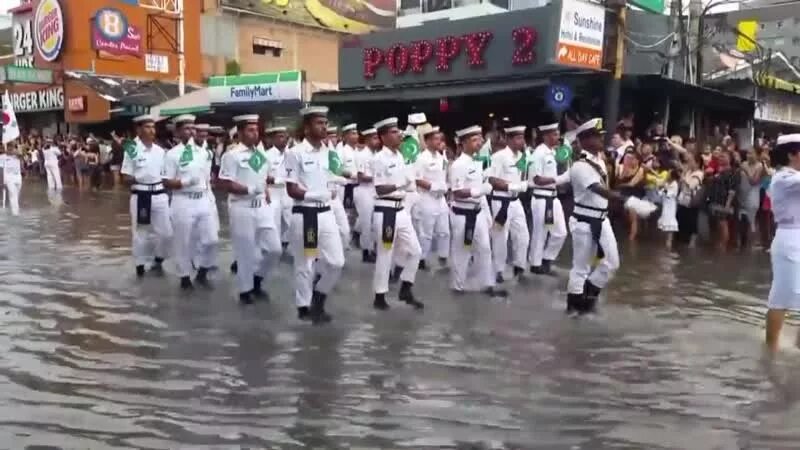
[
  {"x1": 95, "y1": 8, "x2": 129, "y2": 42},
  {"x1": 546, "y1": 84, "x2": 573, "y2": 113}
]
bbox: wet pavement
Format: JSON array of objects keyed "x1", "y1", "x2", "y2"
[{"x1": 0, "y1": 183, "x2": 797, "y2": 449}]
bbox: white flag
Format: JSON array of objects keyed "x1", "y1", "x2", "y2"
[{"x1": 2, "y1": 90, "x2": 19, "y2": 145}]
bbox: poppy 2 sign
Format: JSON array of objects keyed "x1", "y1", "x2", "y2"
[{"x1": 34, "y1": 0, "x2": 65, "y2": 62}]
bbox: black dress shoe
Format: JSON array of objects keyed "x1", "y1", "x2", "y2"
[
  {"x1": 151, "y1": 258, "x2": 165, "y2": 275},
  {"x1": 362, "y1": 249, "x2": 376, "y2": 263},
  {"x1": 195, "y1": 267, "x2": 211, "y2": 287},
  {"x1": 389, "y1": 266, "x2": 402, "y2": 284},
  {"x1": 136, "y1": 265, "x2": 145, "y2": 278},
  {"x1": 297, "y1": 306, "x2": 310, "y2": 320},
  {"x1": 239, "y1": 292, "x2": 254, "y2": 305},
  {"x1": 566, "y1": 293, "x2": 583, "y2": 314},
  {"x1": 230, "y1": 261, "x2": 238, "y2": 274},
  {"x1": 580, "y1": 281, "x2": 601, "y2": 315},
  {"x1": 513, "y1": 266, "x2": 525, "y2": 278},
  {"x1": 180, "y1": 276, "x2": 193, "y2": 290},
  {"x1": 252, "y1": 276, "x2": 268, "y2": 300},
  {"x1": 418, "y1": 260, "x2": 428, "y2": 271},
  {"x1": 496, "y1": 272, "x2": 505, "y2": 284},
  {"x1": 541, "y1": 259, "x2": 552, "y2": 274},
  {"x1": 399, "y1": 281, "x2": 424, "y2": 310},
  {"x1": 373, "y1": 293, "x2": 390, "y2": 310},
  {"x1": 310, "y1": 291, "x2": 332, "y2": 324},
  {"x1": 530, "y1": 265, "x2": 543, "y2": 274},
  {"x1": 484, "y1": 287, "x2": 508, "y2": 298}
]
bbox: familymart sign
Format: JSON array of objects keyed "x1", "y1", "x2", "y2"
[{"x1": 208, "y1": 71, "x2": 303, "y2": 104}]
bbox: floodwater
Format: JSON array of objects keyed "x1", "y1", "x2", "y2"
[{"x1": 0, "y1": 183, "x2": 796, "y2": 449}]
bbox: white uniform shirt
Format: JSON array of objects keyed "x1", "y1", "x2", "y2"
[
  {"x1": 283, "y1": 139, "x2": 332, "y2": 205},
  {"x1": 2, "y1": 155, "x2": 21, "y2": 182},
  {"x1": 265, "y1": 146, "x2": 288, "y2": 186},
  {"x1": 219, "y1": 144, "x2": 271, "y2": 202},
  {"x1": 487, "y1": 146, "x2": 525, "y2": 186},
  {"x1": 528, "y1": 143, "x2": 558, "y2": 189},
  {"x1": 449, "y1": 153, "x2": 484, "y2": 206},
  {"x1": 355, "y1": 148, "x2": 376, "y2": 182},
  {"x1": 369, "y1": 147, "x2": 408, "y2": 200},
  {"x1": 770, "y1": 167, "x2": 800, "y2": 227},
  {"x1": 193, "y1": 138, "x2": 214, "y2": 179},
  {"x1": 570, "y1": 151, "x2": 609, "y2": 210},
  {"x1": 337, "y1": 143, "x2": 358, "y2": 181},
  {"x1": 43, "y1": 146, "x2": 61, "y2": 164},
  {"x1": 415, "y1": 148, "x2": 448, "y2": 191},
  {"x1": 163, "y1": 141, "x2": 210, "y2": 193},
  {"x1": 121, "y1": 138, "x2": 166, "y2": 185}
]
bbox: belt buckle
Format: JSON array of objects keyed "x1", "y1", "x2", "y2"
[{"x1": 251, "y1": 199, "x2": 262, "y2": 208}]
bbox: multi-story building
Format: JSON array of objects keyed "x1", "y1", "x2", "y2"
[{"x1": 396, "y1": 0, "x2": 546, "y2": 28}]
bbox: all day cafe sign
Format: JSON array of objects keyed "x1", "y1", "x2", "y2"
[{"x1": 208, "y1": 71, "x2": 303, "y2": 105}]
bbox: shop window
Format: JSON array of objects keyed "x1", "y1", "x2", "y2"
[
  {"x1": 400, "y1": 0, "x2": 422, "y2": 10},
  {"x1": 793, "y1": 37, "x2": 800, "y2": 46},
  {"x1": 252, "y1": 37, "x2": 283, "y2": 57},
  {"x1": 424, "y1": 0, "x2": 452, "y2": 12},
  {"x1": 773, "y1": 37, "x2": 785, "y2": 47}
]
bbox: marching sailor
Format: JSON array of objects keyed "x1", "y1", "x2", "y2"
[
  {"x1": 413, "y1": 123, "x2": 450, "y2": 270},
  {"x1": 121, "y1": 114, "x2": 172, "y2": 277},
  {"x1": 486, "y1": 126, "x2": 531, "y2": 282},
  {"x1": 192, "y1": 123, "x2": 220, "y2": 271},
  {"x1": 449, "y1": 126, "x2": 507, "y2": 297},
  {"x1": 218, "y1": 115, "x2": 283, "y2": 304},
  {"x1": 162, "y1": 115, "x2": 219, "y2": 289},
  {"x1": 527, "y1": 122, "x2": 568, "y2": 274},
  {"x1": 554, "y1": 118, "x2": 655, "y2": 314},
  {"x1": 369, "y1": 117, "x2": 424, "y2": 311},
  {"x1": 284, "y1": 106, "x2": 345, "y2": 324},
  {"x1": 1, "y1": 143, "x2": 23, "y2": 216},
  {"x1": 326, "y1": 126, "x2": 340, "y2": 150},
  {"x1": 264, "y1": 126, "x2": 293, "y2": 250},
  {"x1": 42, "y1": 137, "x2": 63, "y2": 191},
  {"x1": 338, "y1": 123, "x2": 361, "y2": 244},
  {"x1": 354, "y1": 128, "x2": 379, "y2": 262},
  {"x1": 764, "y1": 134, "x2": 800, "y2": 351}
]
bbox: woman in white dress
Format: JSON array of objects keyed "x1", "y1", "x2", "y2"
[
  {"x1": 765, "y1": 134, "x2": 800, "y2": 352},
  {"x1": 657, "y1": 169, "x2": 680, "y2": 250}
]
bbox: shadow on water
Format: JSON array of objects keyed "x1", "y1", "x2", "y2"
[{"x1": 1, "y1": 183, "x2": 799, "y2": 449}]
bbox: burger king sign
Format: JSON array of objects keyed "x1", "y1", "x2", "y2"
[{"x1": 34, "y1": 0, "x2": 65, "y2": 62}]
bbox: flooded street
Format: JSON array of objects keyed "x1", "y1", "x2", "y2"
[{"x1": 1, "y1": 183, "x2": 798, "y2": 449}]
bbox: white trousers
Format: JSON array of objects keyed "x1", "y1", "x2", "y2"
[
  {"x1": 193, "y1": 188, "x2": 220, "y2": 267},
  {"x1": 528, "y1": 196, "x2": 567, "y2": 266},
  {"x1": 44, "y1": 162, "x2": 62, "y2": 190},
  {"x1": 4, "y1": 179, "x2": 21, "y2": 216},
  {"x1": 489, "y1": 198, "x2": 530, "y2": 274},
  {"x1": 331, "y1": 196, "x2": 350, "y2": 247},
  {"x1": 290, "y1": 208, "x2": 344, "y2": 307},
  {"x1": 172, "y1": 194, "x2": 218, "y2": 278},
  {"x1": 269, "y1": 185, "x2": 292, "y2": 243},
  {"x1": 130, "y1": 193, "x2": 172, "y2": 266},
  {"x1": 372, "y1": 207, "x2": 421, "y2": 294},
  {"x1": 450, "y1": 208, "x2": 494, "y2": 291},
  {"x1": 354, "y1": 184, "x2": 375, "y2": 250},
  {"x1": 414, "y1": 192, "x2": 450, "y2": 260},
  {"x1": 568, "y1": 216, "x2": 620, "y2": 294},
  {"x1": 229, "y1": 202, "x2": 282, "y2": 294}
]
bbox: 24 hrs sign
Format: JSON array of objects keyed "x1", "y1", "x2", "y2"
[{"x1": 12, "y1": 17, "x2": 34, "y2": 67}]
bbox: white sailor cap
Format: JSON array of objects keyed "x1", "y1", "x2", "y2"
[
  {"x1": 408, "y1": 112, "x2": 427, "y2": 126},
  {"x1": 342, "y1": 123, "x2": 358, "y2": 132},
  {"x1": 538, "y1": 122, "x2": 560, "y2": 132},
  {"x1": 374, "y1": 117, "x2": 399, "y2": 130},
  {"x1": 265, "y1": 126, "x2": 287, "y2": 134},
  {"x1": 326, "y1": 126, "x2": 338, "y2": 134},
  {"x1": 233, "y1": 114, "x2": 259, "y2": 124},
  {"x1": 418, "y1": 124, "x2": 439, "y2": 138},
  {"x1": 455, "y1": 125, "x2": 482, "y2": 138},
  {"x1": 361, "y1": 128, "x2": 377, "y2": 136},
  {"x1": 86, "y1": 137, "x2": 97, "y2": 144},
  {"x1": 172, "y1": 114, "x2": 196, "y2": 125},
  {"x1": 209, "y1": 126, "x2": 225, "y2": 134},
  {"x1": 776, "y1": 134, "x2": 800, "y2": 146},
  {"x1": 575, "y1": 118, "x2": 605, "y2": 138},
  {"x1": 504, "y1": 125, "x2": 526, "y2": 135},
  {"x1": 133, "y1": 114, "x2": 158, "y2": 124},
  {"x1": 300, "y1": 106, "x2": 329, "y2": 117},
  {"x1": 195, "y1": 123, "x2": 210, "y2": 131}
]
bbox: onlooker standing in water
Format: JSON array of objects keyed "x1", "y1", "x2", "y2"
[
  {"x1": 42, "y1": 137, "x2": 63, "y2": 190},
  {"x1": 86, "y1": 139, "x2": 102, "y2": 191},
  {"x1": 764, "y1": 134, "x2": 800, "y2": 352},
  {"x1": 737, "y1": 147, "x2": 765, "y2": 250},
  {"x1": 657, "y1": 169, "x2": 680, "y2": 250},
  {"x1": 616, "y1": 150, "x2": 645, "y2": 241},
  {"x1": 676, "y1": 151, "x2": 704, "y2": 247},
  {"x1": 706, "y1": 150, "x2": 739, "y2": 250}
]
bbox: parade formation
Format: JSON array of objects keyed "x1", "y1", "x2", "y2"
[{"x1": 107, "y1": 106, "x2": 661, "y2": 324}]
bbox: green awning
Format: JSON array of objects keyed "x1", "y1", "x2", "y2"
[{"x1": 151, "y1": 88, "x2": 210, "y2": 117}]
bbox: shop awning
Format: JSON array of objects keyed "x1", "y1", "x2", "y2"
[
  {"x1": 312, "y1": 77, "x2": 551, "y2": 103},
  {"x1": 151, "y1": 88, "x2": 211, "y2": 117}
]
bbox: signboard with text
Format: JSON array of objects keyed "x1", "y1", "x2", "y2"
[
  {"x1": 208, "y1": 71, "x2": 303, "y2": 104},
  {"x1": 337, "y1": 4, "x2": 577, "y2": 90},
  {"x1": 92, "y1": 8, "x2": 143, "y2": 57},
  {"x1": 10, "y1": 86, "x2": 64, "y2": 112},
  {"x1": 555, "y1": 0, "x2": 605, "y2": 70}
]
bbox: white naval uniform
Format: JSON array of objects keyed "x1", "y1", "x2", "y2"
[
  {"x1": 194, "y1": 139, "x2": 220, "y2": 268},
  {"x1": 568, "y1": 151, "x2": 620, "y2": 295},
  {"x1": 219, "y1": 145, "x2": 282, "y2": 294},
  {"x1": 527, "y1": 143, "x2": 567, "y2": 267},
  {"x1": 163, "y1": 141, "x2": 218, "y2": 277},
  {"x1": 284, "y1": 139, "x2": 345, "y2": 307},
  {"x1": 1, "y1": 155, "x2": 22, "y2": 216},
  {"x1": 768, "y1": 167, "x2": 800, "y2": 310},
  {"x1": 448, "y1": 153, "x2": 494, "y2": 292},
  {"x1": 487, "y1": 147, "x2": 530, "y2": 274},
  {"x1": 265, "y1": 145, "x2": 292, "y2": 244},
  {"x1": 413, "y1": 148, "x2": 450, "y2": 262},
  {"x1": 328, "y1": 143, "x2": 352, "y2": 248},
  {"x1": 354, "y1": 147, "x2": 377, "y2": 250},
  {"x1": 43, "y1": 145, "x2": 62, "y2": 190},
  {"x1": 121, "y1": 138, "x2": 173, "y2": 267},
  {"x1": 369, "y1": 146, "x2": 422, "y2": 294}
]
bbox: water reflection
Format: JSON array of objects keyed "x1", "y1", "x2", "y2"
[{"x1": 0, "y1": 184, "x2": 795, "y2": 448}]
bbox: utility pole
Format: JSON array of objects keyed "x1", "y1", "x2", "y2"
[
  {"x1": 603, "y1": 0, "x2": 627, "y2": 138},
  {"x1": 178, "y1": 0, "x2": 185, "y2": 96}
]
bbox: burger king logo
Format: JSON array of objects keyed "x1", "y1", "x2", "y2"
[{"x1": 34, "y1": 0, "x2": 65, "y2": 62}]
